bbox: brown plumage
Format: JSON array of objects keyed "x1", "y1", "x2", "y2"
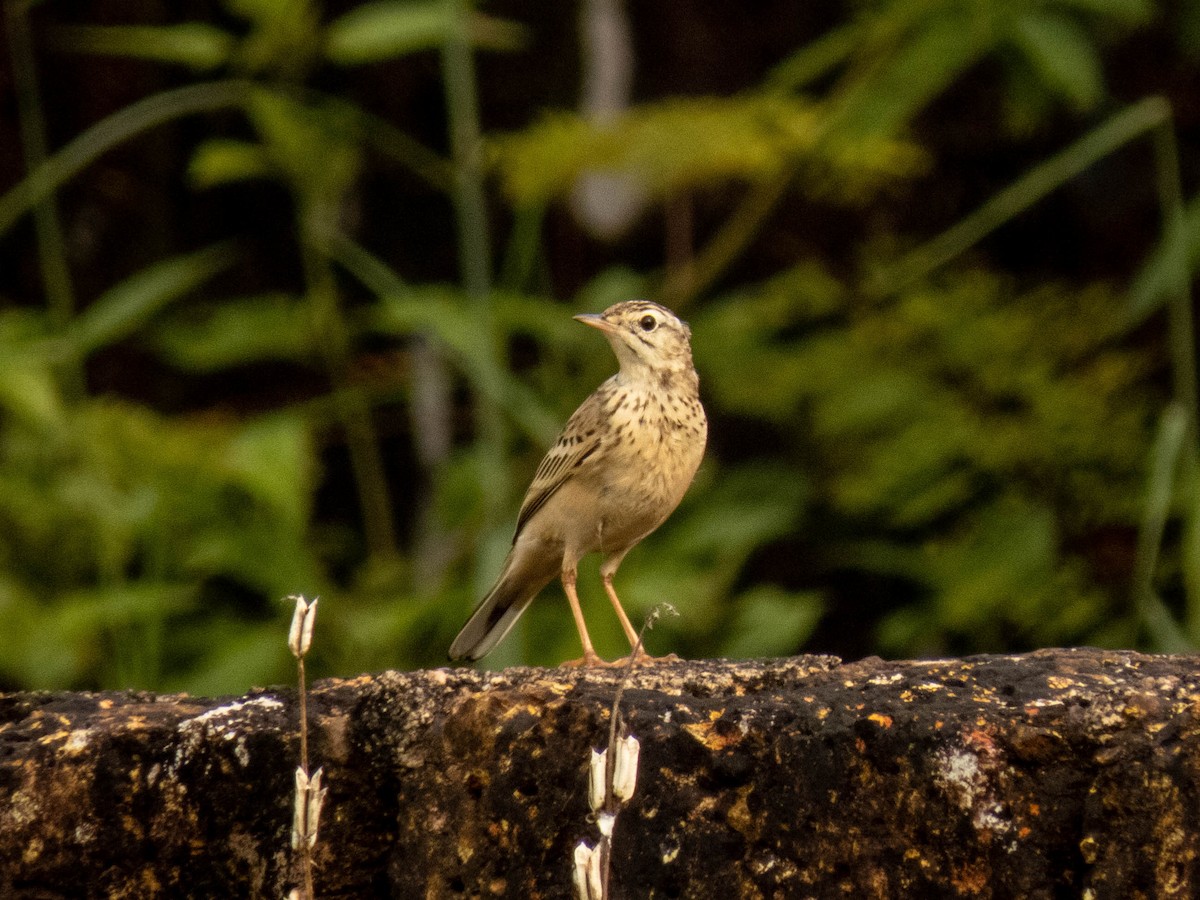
[{"x1": 449, "y1": 300, "x2": 707, "y2": 665}]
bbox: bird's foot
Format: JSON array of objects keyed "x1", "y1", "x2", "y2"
[
  {"x1": 560, "y1": 650, "x2": 619, "y2": 668},
  {"x1": 615, "y1": 649, "x2": 683, "y2": 667},
  {"x1": 560, "y1": 649, "x2": 685, "y2": 668}
]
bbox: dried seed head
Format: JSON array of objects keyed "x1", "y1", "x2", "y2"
[
  {"x1": 572, "y1": 841, "x2": 603, "y2": 900},
  {"x1": 646, "y1": 602, "x2": 678, "y2": 629},
  {"x1": 612, "y1": 734, "x2": 640, "y2": 802},
  {"x1": 292, "y1": 766, "x2": 328, "y2": 850},
  {"x1": 292, "y1": 767, "x2": 310, "y2": 849},
  {"x1": 588, "y1": 748, "x2": 608, "y2": 811},
  {"x1": 305, "y1": 767, "x2": 327, "y2": 850},
  {"x1": 288, "y1": 595, "x2": 318, "y2": 658}
]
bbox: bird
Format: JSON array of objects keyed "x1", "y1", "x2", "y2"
[{"x1": 449, "y1": 299, "x2": 707, "y2": 666}]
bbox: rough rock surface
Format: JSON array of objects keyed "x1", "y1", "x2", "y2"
[{"x1": 2, "y1": 649, "x2": 1199, "y2": 898}]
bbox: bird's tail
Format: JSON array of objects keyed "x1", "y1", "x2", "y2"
[{"x1": 448, "y1": 550, "x2": 557, "y2": 661}]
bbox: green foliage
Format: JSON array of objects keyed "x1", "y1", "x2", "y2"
[
  {"x1": 492, "y1": 95, "x2": 926, "y2": 207},
  {"x1": 0, "y1": 0, "x2": 1194, "y2": 693},
  {"x1": 697, "y1": 265, "x2": 1157, "y2": 653},
  {"x1": 325, "y1": 1, "x2": 526, "y2": 64},
  {"x1": 0, "y1": 328, "x2": 320, "y2": 688},
  {"x1": 806, "y1": 0, "x2": 1151, "y2": 137},
  {"x1": 51, "y1": 24, "x2": 236, "y2": 72}
]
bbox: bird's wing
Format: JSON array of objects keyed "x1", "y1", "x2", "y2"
[{"x1": 513, "y1": 392, "x2": 606, "y2": 541}]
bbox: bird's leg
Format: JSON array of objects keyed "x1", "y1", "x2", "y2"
[
  {"x1": 601, "y1": 571, "x2": 641, "y2": 650},
  {"x1": 561, "y1": 567, "x2": 606, "y2": 667},
  {"x1": 601, "y1": 563, "x2": 680, "y2": 665}
]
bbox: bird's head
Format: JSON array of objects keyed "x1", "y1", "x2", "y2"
[{"x1": 574, "y1": 300, "x2": 695, "y2": 379}]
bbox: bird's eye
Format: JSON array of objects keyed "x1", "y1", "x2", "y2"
[{"x1": 639, "y1": 314, "x2": 657, "y2": 332}]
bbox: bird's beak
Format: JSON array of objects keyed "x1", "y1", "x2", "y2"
[{"x1": 574, "y1": 313, "x2": 615, "y2": 333}]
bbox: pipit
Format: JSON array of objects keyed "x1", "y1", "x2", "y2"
[{"x1": 449, "y1": 300, "x2": 707, "y2": 666}]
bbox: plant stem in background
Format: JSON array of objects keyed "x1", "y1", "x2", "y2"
[
  {"x1": 6, "y1": 0, "x2": 80, "y2": 391},
  {"x1": 498, "y1": 203, "x2": 545, "y2": 292},
  {"x1": 0, "y1": 80, "x2": 255, "y2": 240},
  {"x1": 440, "y1": 0, "x2": 510, "y2": 590},
  {"x1": 868, "y1": 98, "x2": 1173, "y2": 298},
  {"x1": 324, "y1": 232, "x2": 455, "y2": 587},
  {"x1": 1153, "y1": 120, "x2": 1198, "y2": 447},
  {"x1": 1151, "y1": 118, "x2": 1200, "y2": 637},
  {"x1": 659, "y1": 174, "x2": 790, "y2": 309},
  {"x1": 1131, "y1": 404, "x2": 1194, "y2": 650},
  {"x1": 301, "y1": 236, "x2": 398, "y2": 561},
  {"x1": 664, "y1": 193, "x2": 694, "y2": 296}
]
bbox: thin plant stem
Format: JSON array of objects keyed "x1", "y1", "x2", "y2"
[
  {"x1": 298, "y1": 653, "x2": 309, "y2": 776},
  {"x1": 300, "y1": 235, "x2": 398, "y2": 561},
  {"x1": 6, "y1": 0, "x2": 76, "y2": 331},
  {"x1": 658, "y1": 173, "x2": 790, "y2": 309},
  {"x1": 599, "y1": 605, "x2": 674, "y2": 897},
  {"x1": 868, "y1": 97, "x2": 1173, "y2": 297},
  {"x1": 440, "y1": 0, "x2": 511, "y2": 604},
  {"x1": 440, "y1": 0, "x2": 495, "y2": 317},
  {"x1": 297, "y1": 651, "x2": 314, "y2": 900},
  {"x1": 1132, "y1": 402, "x2": 1187, "y2": 642},
  {"x1": 1153, "y1": 119, "x2": 1198, "y2": 448},
  {"x1": 317, "y1": 234, "x2": 454, "y2": 585},
  {"x1": 6, "y1": 0, "x2": 85, "y2": 399},
  {"x1": 498, "y1": 203, "x2": 545, "y2": 292},
  {"x1": 0, "y1": 79, "x2": 255, "y2": 238},
  {"x1": 441, "y1": 0, "x2": 504, "y2": 468},
  {"x1": 1151, "y1": 114, "x2": 1200, "y2": 637}
]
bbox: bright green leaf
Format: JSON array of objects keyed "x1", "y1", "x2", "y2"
[
  {"x1": 1129, "y1": 193, "x2": 1200, "y2": 319},
  {"x1": 324, "y1": 1, "x2": 449, "y2": 63},
  {"x1": 719, "y1": 586, "x2": 823, "y2": 659},
  {"x1": 188, "y1": 138, "x2": 273, "y2": 188},
  {"x1": 325, "y1": 1, "x2": 528, "y2": 64},
  {"x1": 1011, "y1": 11, "x2": 1105, "y2": 110},
  {"x1": 52, "y1": 23, "x2": 235, "y2": 71},
  {"x1": 63, "y1": 244, "x2": 236, "y2": 358},
  {"x1": 150, "y1": 294, "x2": 314, "y2": 370}
]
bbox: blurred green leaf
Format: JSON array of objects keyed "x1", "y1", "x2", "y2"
[
  {"x1": 325, "y1": 1, "x2": 447, "y2": 62},
  {"x1": 246, "y1": 90, "x2": 360, "y2": 214},
  {"x1": 188, "y1": 139, "x2": 274, "y2": 188},
  {"x1": 150, "y1": 294, "x2": 314, "y2": 370},
  {"x1": 1011, "y1": 12, "x2": 1104, "y2": 111},
  {"x1": 224, "y1": 414, "x2": 314, "y2": 526},
  {"x1": 1052, "y1": 0, "x2": 1154, "y2": 24},
  {"x1": 1140, "y1": 591, "x2": 1196, "y2": 653},
  {"x1": 167, "y1": 617, "x2": 292, "y2": 695},
  {"x1": 52, "y1": 24, "x2": 235, "y2": 71},
  {"x1": 228, "y1": 0, "x2": 322, "y2": 76},
  {"x1": 325, "y1": 1, "x2": 528, "y2": 64},
  {"x1": 0, "y1": 312, "x2": 62, "y2": 427},
  {"x1": 492, "y1": 94, "x2": 924, "y2": 207},
  {"x1": 926, "y1": 499, "x2": 1056, "y2": 628},
  {"x1": 0, "y1": 360, "x2": 62, "y2": 428},
  {"x1": 766, "y1": 22, "x2": 859, "y2": 92},
  {"x1": 1129, "y1": 193, "x2": 1200, "y2": 319},
  {"x1": 0, "y1": 581, "x2": 197, "y2": 689},
  {"x1": 718, "y1": 586, "x2": 823, "y2": 659},
  {"x1": 832, "y1": 6, "x2": 993, "y2": 139},
  {"x1": 62, "y1": 244, "x2": 236, "y2": 359},
  {"x1": 371, "y1": 288, "x2": 560, "y2": 442},
  {"x1": 1131, "y1": 402, "x2": 1188, "y2": 637},
  {"x1": 671, "y1": 463, "x2": 806, "y2": 560}
]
